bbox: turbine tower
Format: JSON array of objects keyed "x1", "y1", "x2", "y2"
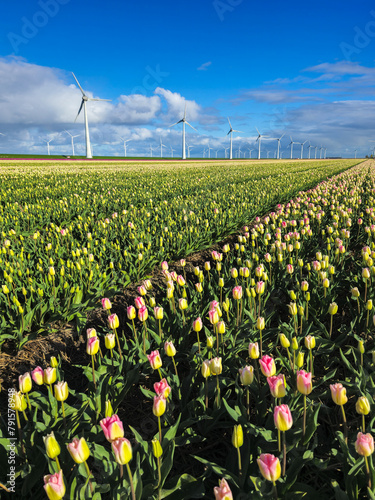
[
  {"x1": 307, "y1": 142, "x2": 313, "y2": 159},
  {"x1": 354, "y1": 148, "x2": 357, "y2": 159},
  {"x1": 43, "y1": 138, "x2": 53, "y2": 155},
  {"x1": 275, "y1": 133, "x2": 284, "y2": 159},
  {"x1": 72, "y1": 72, "x2": 111, "y2": 159},
  {"x1": 300, "y1": 140, "x2": 308, "y2": 159},
  {"x1": 170, "y1": 146, "x2": 176, "y2": 158},
  {"x1": 149, "y1": 144, "x2": 156, "y2": 157},
  {"x1": 227, "y1": 118, "x2": 242, "y2": 160},
  {"x1": 186, "y1": 144, "x2": 193, "y2": 158},
  {"x1": 119, "y1": 137, "x2": 131, "y2": 157},
  {"x1": 288, "y1": 136, "x2": 296, "y2": 159},
  {"x1": 169, "y1": 104, "x2": 196, "y2": 159},
  {"x1": 64, "y1": 130, "x2": 79, "y2": 156},
  {"x1": 256, "y1": 128, "x2": 269, "y2": 159},
  {"x1": 314, "y1": 146, "x2": 318, "y2": 159},
  {"x1": 248, "y1": 148, "x2": 254, "y2": 159},
  {"x1": 207, "y1": 143, "x2": 213, "y2": 159},
  {"x1": 159, "y1": 137, "x2": 167, "y2": 158}
]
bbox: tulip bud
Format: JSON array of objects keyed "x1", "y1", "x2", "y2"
[
  {"x1": 154, "y1": 306, "x2": 164, "y2": 320},
  {"x1": 201, "y1": 359, "x2": 211, "y2": 378},
  {"x1": 153, "y1": 395, "x2": 166, "y2": 417},
  {"x1": 105, "y1": 333, "x2": 116, "y2": 350},
  {"x1": 356, "y1": 396, "x2": 370, "y2": 415},
  {"x1": 44, "y1": 367, "x2": 57, "y2": 385},
  {"x1": 296, "y1": 351, "x2": 304, "y2": 368},
  {"x1": 296, "y1": 370, "x2": 312, "y2": 395},
  {"x1": 257, "y1": 453, "x2": 281, "y2": 482},
  {"x1": 127, "y1": 306, "x2": 136, "y2": 320},
  {"x1": 279, "y1": 334, "x2": 290, "y2": 348},
  {"x1": 100, "y1": 415, "x2": 124, "y2": 442},
  {"x1": 19, "y1": 372, "x2": 32, "y2": 393},
  {"x1": 367, "y1": 300, "x2": 373, "y2": 311},
  {"x1": 108, "y1": 313, "x2": 119, "y2": 329},
  {"x1": 50, "y1": 356, "x2": 58, "y2": 368},
  {"x1": 86, "y1": 336, "x2": 99, "y2": 356},
  {"x1": 274, "y1": 404, "x2": 293, "y2": 431},
  {"x1": 138, "y1": 305, "x2": 148, "y2": 322},
  {"x1": 267, "y1": 374, "x2": 286, "y2": 398},
  {"x1": 31, "y1": 366, "x2": 44, "y2": 385},
  {"x1": 256, "y1": 317, "x2": 265, "y2": 330},
  {"x1": 105, "y1": 400, "x2": 113, "y2": 417},
  {"x1": 259, "y1": 355, "x2": 276, "y2": 377},
  {"x1": 232, "y1": 424, "x2": 243, "y2": 448},
  {"x1": 164, "y1": 341, "x2": 176, "y2": 357},
  {"x1": 328, "y1": 302, "x2": 338, "y2": 315},
  {"x1": 101, "y1": 298, "x2": 112, "y2": 310},
  {"x1": 288, "y1": 302, "x2": 297, "y2": 316},
  {"x1": 207, "y1": 336, "x2": 214, "y2": 349},
  {"x1": 67, "y1": 437, "x2": 90, "y2": 464},
  {"x1": 214, "y1": 478, "x2": 233, "y2": 500},
  {"x1": 358, "y1": 340, "x2": 365, "y2": 354},
  {"x1": 355, "y1": 432, "x2": 374, "y2": 457},
  {"x1": 239, "y1": 366, "x2": 254, "y2": 386},
  {"x1": 330, "y1": 383, "x2": 347, "y2": 405},
  {"x1": 112, "y1": 437, "x2": 132, "y2": 465},
  {"x1": 210, "y1": 357, "x2": 222, "y2": 375},
  {"x1": 43, "y1": 470, "x2": 66, "y2": 500},
  {"x1": 54, "y1": 381, "x2": 69, "y2": 402},
  {"x1": 152, "y1": 438, "x2": 163, "y2": 458},
  {"x1": 43, "y1": 431, "x2": 61, "y2": 459},
  {"x1": 232, "y1": 286, "x2": 242, "y2": 300},
  {"x1": 291, "y1": 337, "x2": 298, "y2": 350},
  {"x1": 147, "y1": 350, "x2": 162, "y2": 370},
  {"x1": 248, "y1": 342, "x2": 260, "y2": 359},
  {"x1": 304, "y1": 335, "x2": 316, "y2": 350}
]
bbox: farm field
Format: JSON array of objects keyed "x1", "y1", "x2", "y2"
[{"x1": 1, "y1": 158, "x2": 375, "y2": 499}]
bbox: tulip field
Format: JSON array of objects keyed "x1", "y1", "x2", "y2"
[{"x1": 2, "y1": 158, "x2": 375, "y2": 499}]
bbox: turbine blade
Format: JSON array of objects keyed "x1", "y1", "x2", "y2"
[
  {"x1": 88, "y1": 98, "x2": 111, "y2": 102},
  {"x1": 72, "y1": 72, "x2": 85, "y2": 96},
  {"x1": 256, "y1": 127, "x2": 260, "y2": 135},
  {"x1": 185, "y1": 121, "x2": 197, "y2": 131},
  {"x1": 228, "y1": 117, "x2": 232, "y2": 128},
  {"x1": 168, "y1": 121, "x2": 181, "y2": 128},
  {"x1": 184, "y1": 103, "x2": 187, "y2": 120},
  {"x1": 74, "y1": 99, "x2": 84, "y2": 122},
  {"x1": 232, "y1": 130, "x2": 242, "y2": 133}
]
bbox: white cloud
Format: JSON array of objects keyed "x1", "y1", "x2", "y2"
[{"x1": 197, "y1": 61, "x2": 212, "y2": 71}]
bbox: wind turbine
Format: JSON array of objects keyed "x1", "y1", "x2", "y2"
[
  {"x1": 354, "y1": 148, "x2": 357, "y2": 159},
  {"x1": 266, "y1": 150, "x2": 271, "y2": 159},
  {"x1": 324, "y1": 148, "x2": 327, "y2": 159},
  {"x1": 224, "y1": 147, "x2": 229, "y2": 159},
  {"x1": 43, "y1": 138, "x2": 53, "y2": 155},
  {"x1": 319, "y1": 146, "x2": 323, "y2": 159},
  {"x1": 248, "y1": 148, "x2": 254, "y2": 159},
  {"x1": 275, "y1": 133, "x2": 284, "y2": 159},
  {"x1": 149, "y1": 144, "x2": 156, "y2": 157},
  {"x1": 307, "y1": 142, "x2": 313, "y2": 159},
  {"x1": 159, "y1": 137, "x2": 167, "y2": 158},
  {"x1": 288, "y1": 136, "x2": 296, "y2": 159},
  {"x1": 170, "y1": 146, "x2": 176, "y2": 158},
  {"x1": 64, "y1": 130, "x2": 79, "y2": 156},
  {"x1": 314, "y1": 146, "x2": 318, "y2": 159},
  {"x1": 237, "y1": 145, "x2": 242, "y2": 158},
  {"x1": 227, "y1": 118, "x2": 242, "y2": 160},
  {"x1": 119, "y1": 137, "x2": 131, "y2": 157},
  {"x1": 187, "y1": 144, "x2": 193, "y2": 158},
  {"x1": 300, "y1": 140, "x2": 308, "y2": 159},
  {"x1": 256, "y1": 128, "x2": 270, "y2": 159},
  {"x1": 169, "y1": 104, "x2": 197, "y2": 159},
  {"x1": 72, "y1": 72, "x2": 111, "y2": 159},
  {"x1": 207, "y1": 143, "x2": 213, "y2": 159}
]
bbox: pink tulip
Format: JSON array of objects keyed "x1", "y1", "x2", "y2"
[
  {"x1": 127, "y1": 305, "x2": 136, "y2": 320},
  {"x1": 138, "y1": 305, "x2": 148, "y2": 322},
  {"x1": 355, "y1": 432, "x2": 374, "y2": 457},
  {"x1": 161, "y1": 261, "x2": 169, "y2": 270},
  {"x1": 86, "y1": 336, "x2": 99, "y2": 356},
  {"x1": 267, "y1": 375, "x2": 286, "y2": 398},
  {"x1": 154, "y1": 378, "x2": 171, "y2": 398},
  {"x1": 31, "y1": 366, "x2": 44, "y2": 385},
  {"x1": 330, "y1": 383, "x2": 347, "y2": 405},
  {"x1": 256, "y1": 281, "x2": 265, "y2": 294},
  {"x1": 177, "y1": 275, "x2": 186, "y2": 286},
  {"x1": 257, "y1": 453, "x2": 281, "y2": 482},
  {"x1": 101, "y1": 298, "x2": 112, "y2": 310},
  {"x1": 193, "y1": 317, "x2": 203, "y2": 332},
  {"x1": 147, "y1": 350, "x2": 162, "y2": 370},
  {"x1": 100, "y1": 414, "x2": 124, "y2": 443},
  {"x1": 209, "y1": 300, "x2": 220, "y2": 311},
  {"x1": 295, "y1": 370, "x2": 311, "y2": 395},
  {"x1": 108, "y1": 313, "x2": 119, "y2": 329},
  {"x1": 137, "y1": 285, "x2": 147, "y2": 296},
  {"x1": 111, "y1": 437, "x2": 132, "y2": 465},
  {"x1": 209, "y1": 309, "x2": 219, "y2": 325},
  {"x1": 153, "y1": 395, "x2": 166, "y2": 417},
  {"x1": 232, "y1": 286, "x2": 242, "y2": 300},
  {"x1": 134, "y1": 296, "x2": 145, "y2": 309},
  {"x1": 274, "y1": 404, "x2": 293, "y2": 431},
  {"x1": 66, "y1": 437, "x2": 90, "y2": 463},
  {"x1": 43, "y1": 470, "x2": 66, "y2": 500},
  {"x1": 213, "y1": 478, "x2": 233, "y2": 500},
  {"x1": 259, "y1": 355, "x2": 276, "y2": 377}
]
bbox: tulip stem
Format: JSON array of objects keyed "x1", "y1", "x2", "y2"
[
  {"x1": 286, "y1": 347, "x2": 293, "y2": 373},
  {"x1": 260, "y1": 330, "x2": 263, "y2": 358},
  {"x1": 126, "y1": 463, "x2": 136, "y2": 500},
  {"x1": 15, "y1": 410, "x2": 25, "y2": 456},
  {"x1": 246, "y1": 388, "x2": 250, "y2": 418},
  {"x1": 114, "y1": 328, "x2": 123, "y2": 360},
  {"x1": 303, "y1": 395, "x2": 306, "y2": 437},
  {"x1": 91, "y1": 356, "x2": 96, "y2": 389},
  {"x1": 272, "y1": 482, "x2": 278, "y2": 500},
  {"x1": 26, "y1": 392, "x2": 31, "y2": 412},
  {"x1": 329, "y1": 315, "x2": 333, "y2": 338},
  {"x1": 61, "y1": 401, "x2": 66, "y2": 428},
  {"x1": 158, "y1": 416, "x2": 162, "y2": 444},
  {"x1": 55, "y1": 456, "x2": 61, "y2": 471},
  {"x1": 365, "y1": 456, "x2": 371, "y2": 489},
  {"x1": 282, "y1": 431, "x2": 286, "y2": 477},
  {"x1": 143, "y1": 323, "x2": 147, "y2": 354},
  {"x1": 172, "y1": 356, "x2": 179, "y2": 379},
  {"x1": 310, "y1": 352, "x2": 313, "y2": 377},
  {"x1": 84, "y1": 461, "x2": 94, "y2": 495},
  {"x1": 197, "y1": 331, "x2": 201, "y2": 354},
  {"x1": 216, "y1": 375, "x2": 221, "y2": 408},
  {"x1": 237, "y1": 447, "x2": 242, "y2": 477},
  {"x1": 132, "y1": 318, "x2": 137, "y2": 341},
  {"x1": 205, "y1": 379, "x2": 208, "y2": 410},
  {"x1": 341, "y1": 405, "x2": 348, "y2": 444},
  {"x1": 278, "y1": 429, "x2": 281, "y2": 452},
  {"x1": 363, "y1": 414, "x2": 366, "y2": 433}
]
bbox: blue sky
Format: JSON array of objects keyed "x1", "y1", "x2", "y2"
[{"x1": 0, "y1": 0, "x2": 374, "y2": 157}]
